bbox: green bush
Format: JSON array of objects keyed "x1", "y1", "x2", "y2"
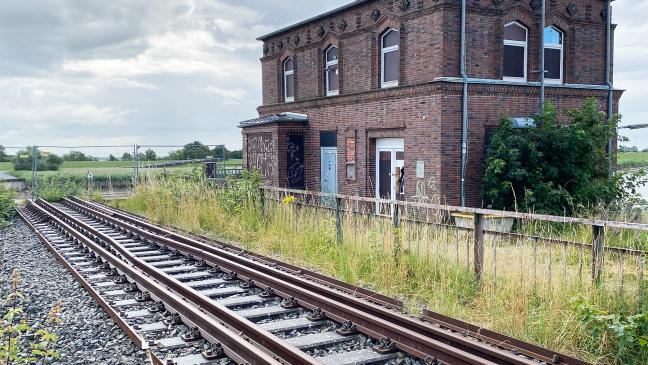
[
  {"x1": 0, "y1": 185, "x2": 15, "y2": 226},
  {"x1": 12, "y1": 148, "x2": 63, "y2": 171},
  {"x1": 482, "y1": 99, "x2": 647, "y2": 215},
  {"x1": 572, "y1": 297, "x2": 648, "y2": 364},
  {"x1": 38, "y1": 176, "x2": 82, "y2": 202}
]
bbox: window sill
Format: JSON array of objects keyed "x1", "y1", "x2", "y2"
[
  {"x1": 285, "y1": 97, "x2": 295, "y2": 103},
  {"x1": 502, "y1": 77, "x2": 527, "y2": 83},
  {"x1": 326, "y1": 91, "x2": 339, "y2": 97},
  {"x1": 381, "y1": 81, "x2": 399, "y2": 89}
]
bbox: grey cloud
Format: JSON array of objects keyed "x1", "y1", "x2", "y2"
[{"x1": 0, "y1": 0, "x2": 645, "y2": 150}]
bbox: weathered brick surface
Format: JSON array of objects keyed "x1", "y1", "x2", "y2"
[{"x1": 246, "y1": 0, "x2": 620, "y2": 207}]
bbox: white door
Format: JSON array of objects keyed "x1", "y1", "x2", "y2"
[
  {"x1": 376, "y1": 139, "x2": 404, "y2": 213},
  {"x1": 320, "y1": 147, "x2": 338, "y2": 195}
]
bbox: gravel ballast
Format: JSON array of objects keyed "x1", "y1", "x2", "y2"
[{"x1": 0, "y1": 219, "x2": 149, "y2": 365}]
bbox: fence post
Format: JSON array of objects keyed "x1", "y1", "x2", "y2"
[
  {"x1": 392, "y1": 201, "x2": 400, "y2": 228},
  {"x1": 335, "y1": 196, "x2": 343, "y2": 245},
  {"x1": 592, "y1": 224, "x2": 605, "y2": 284},
  {"x1": 31, "y1": 145, "x2": 38, "y2": 198},
  {"x1": 473, "y1": 212, "x2": 485, "y2": 281},
  {"x1": 134, "y1": 144, "x2": 141, "y2": 185},
  {"x1": 259, "y1": 187, "x2": 266, "y2": 218}
]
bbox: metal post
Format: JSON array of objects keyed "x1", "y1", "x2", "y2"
[
  {"x1": 335, "y1": 197, "x2": 343, "y2": 244},
  {"x1": 540, "y1": 0, "x2": 546, "y2": 111},
  {"x1": 460, "y1": 0, "x2": 468, "y2": 207},
  {"x1": 31, "y1": 145, "x2": 38, "y2": 198},
  {"x1": 473, "y1": 213, "x2": 485, "y2": 281},
  {"x1": 592, "y1": 225, "x2": 605, "y2": 284},
  {"x1": 134, "y1": 144, "x2": 140, "y2": 185}
]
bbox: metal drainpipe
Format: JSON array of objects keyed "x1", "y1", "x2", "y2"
[
  {"x1": 540, "y1": 0, "x2": 546, "y2": 110},
  {"x1": 606, "y1": 0, "x2": 614, "y2": 165},
  {"x1": 460, "y1": 0, "x2": 468, "y2": 207}
]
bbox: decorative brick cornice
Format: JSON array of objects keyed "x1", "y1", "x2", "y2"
[{"x1": 258, "y1": 79, "x2": 621, "y2": 116}]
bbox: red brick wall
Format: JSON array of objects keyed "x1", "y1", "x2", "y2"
[
  {"x1": 248, "y1": 0, "x2": 619, "y2": 207},
  {"x1": 259, "y1": 0, "x2": 613, "y2": 103}
]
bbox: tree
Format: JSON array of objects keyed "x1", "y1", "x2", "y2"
[
  {"x1": 12, "y1": 147, "x2": 63, "y2": 171},
  {"x1": 108, "y1": 154, "x2": 118, "y2": 161},
  {"x1": 182, "y1": 141, "x2": 211, "y2": 160},
  {"x1": 212, "y1": 146, "x2": 229, "y2": 159},
  {"x1": 229, "y1": 150, "x2": 243, "y2": 159},
  {"x1": 642, "y1": 148, "x2": 648, "y2": 153},
  {"x1": 482, "y1": 99, "x2": 644, "y2": 215},
  {"x1": 121, "y1": 152, "x2": 133, "y2": 161},
  {"x1": 143, "y1": 149, "x2": 157, "y2": 161},
  {"x1": 0, "y1": 145, "x2": 7, "y2": 162},
  {"x1": 167, "y1": 149, "x2": 185, "y2": 161},
  {"x1": 63, "y1": 150, "x2": 93, "y2": 161}
]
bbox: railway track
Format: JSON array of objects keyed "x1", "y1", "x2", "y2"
[{"x1": 17, "y1": 197, "x2": 592, "y2": 365}]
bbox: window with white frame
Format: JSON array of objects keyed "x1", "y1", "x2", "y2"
[
  {"x1": 325, "y1": 46, "x2": 339, "y2": 96},
  {"x1": 503, "y1": 22, "x2": 527, "y2": 82},
  {"x1": 544, "y1": 26, "x2": 564, "y2": 84},
  {"x1": 381, "y1": 29, "x2": 400, "y2": 88},
  {"x1": 283, "y1": 57, "x2": 294, "y2": 102}
]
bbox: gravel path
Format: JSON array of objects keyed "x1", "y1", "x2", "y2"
[{"x1": 0, "y1": 219, "x2": 150, "y2": 365}]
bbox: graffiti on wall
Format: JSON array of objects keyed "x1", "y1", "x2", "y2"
[
  {"x1": 247, "y1": 133, "x2": 277, "y2": 180},
  {"x1": 287, "y1": 135, "x2": 305, "y2": 189}
]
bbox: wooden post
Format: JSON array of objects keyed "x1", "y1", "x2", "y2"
[
  {"x1": 259, "y1": 187, "x2": 266, "y2": 219},
  {"x1": 392, "y1": 202, "x2": 400, "y2": 228},
  {"x1": 335, "y1": 197, "x2": 343, "y2": 245},
  {"x1": 592, "y1": 224, "x2": 605, "y2": 284},
  {"x1": 473, "y1": 213, "x2": 485, "y2": 281}
]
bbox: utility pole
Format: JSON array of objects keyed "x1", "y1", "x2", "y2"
[{"x1": 539, "y1": 0, "x2": 546, "y2": 111}]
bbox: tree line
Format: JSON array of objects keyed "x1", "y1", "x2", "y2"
[{"x1": 0, "y1": 142, "x2": 243, "y2": 171}]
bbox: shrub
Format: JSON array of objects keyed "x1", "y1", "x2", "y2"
[
  {"x1": 38, "y1": 176, "x2": 82, "y2": 202},
  {"x1": 572, "y1": 297, "x2": 648, "y2": 364},
  {"x1": 0, "y1": 185, "x2": 15, "y2": 226},
  {"x1": 482, "y1": 99, "x2": 647, "y2": 215},
  {"x1": 12, "y1": 148, "x2": 63, "y2": 171}
]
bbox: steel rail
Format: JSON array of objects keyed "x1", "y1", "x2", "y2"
[
  {"x1": 73, "y1": 197, "x2": 405, "y2": 309},
  {"x1": 21, "y1": 201, "x2": 283, "y2": 365},
  {"x1": 74, "y1": 197, "x2": 593, "y2": 365},
  {"x1": 34, "y1": 199, "x2": 321, "y2": 365},
  {"x1": 62, "y1": 198, "x2": 584, "y2": 365}
]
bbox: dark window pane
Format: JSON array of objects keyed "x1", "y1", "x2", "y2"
[
  {"x1": 383, "y1": 49, "x2": 400, "y2": 83},
  {"x1": 544, "y1": 27, "x2": 562, "y2": 45},
  {"x1": 382, "y1": 30, "x2": 399, "y2": 48},
  {"x1": 285, "y1": 74, "x2": 294, "y2": 98},
  {"x1": 503, "y1": 45, "x2": 525, "y2": 78},
  {"x1": 504, "y1": 23, "x2": 526, "y2": 42},
  {"x1": 327, "y1": 66, "x2": 339, "y2": 92},
  {"x1": 396, "y1": 151, "x2": 404, "y2": 160},
  {"x1": 379, "y1": 152, "x2": 392, "y2": 199},
  {"x1": 284, "y1": 58, "x2": 293, "y2": 71},
  {"x1": 326, "y1": 47, "x2": 338, "y2": 62},
  {"x1": 320, "y1": 132, "x2": 337, "y2": 147},
  {"x1": 545, "y1": 48, "x2": 561, "y2": 80}
]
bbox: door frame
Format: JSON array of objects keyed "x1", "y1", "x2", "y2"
[
  {"x1": 375, "y1": 138, "x2": 404, "y2": 201},
  {"x1": 320, "y1": 147, "x2": 338, "y2": 195}
]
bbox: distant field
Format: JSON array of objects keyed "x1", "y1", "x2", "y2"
[
  {"x1": 0, "y1": 159, "x2": 243, "y2": 184},
  {"x1": 617, "y1": 152, "x2": 648, "y2": 169}
]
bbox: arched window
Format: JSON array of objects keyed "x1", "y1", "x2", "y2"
[
  {"x1": 325, "y1": 46, "x2": 339, "y2": 96},
  {"x1": 381, "y1": 29, "x2": 400, "y2": 88},
  {"x1": 283, "y1": 57, "x2": 294, "y2": 102},
  {"x1": 544, "y1": 26, "x2": 563, "y2": 84},
  {"x1": 503, "y1": 22, "x2": 527, "y2": 82}
]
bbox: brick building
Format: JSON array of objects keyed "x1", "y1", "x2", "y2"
[{"x1": 239, "y1": 0, "x2": 621, "y2": 207}]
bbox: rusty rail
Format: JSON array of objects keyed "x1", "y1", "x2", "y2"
[{"x1": 66, "y1": 197, "x2": 593, "y2": 365}]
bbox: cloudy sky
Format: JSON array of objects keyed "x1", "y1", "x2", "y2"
[{"x1": 0, "y1": 0, "x2": 646, "y2": 150}]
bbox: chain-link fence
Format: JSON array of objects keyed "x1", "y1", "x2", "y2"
[{"x1": 0, "y1": 144, "x2": 243, "y2": 199}]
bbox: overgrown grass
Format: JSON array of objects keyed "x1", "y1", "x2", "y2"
[
  {"x1": 111, "y1": 176, "x2": 647, "y2": 364},
  {"x1": 0, "y1": 185, "x2": 15, "y2": 226}
]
